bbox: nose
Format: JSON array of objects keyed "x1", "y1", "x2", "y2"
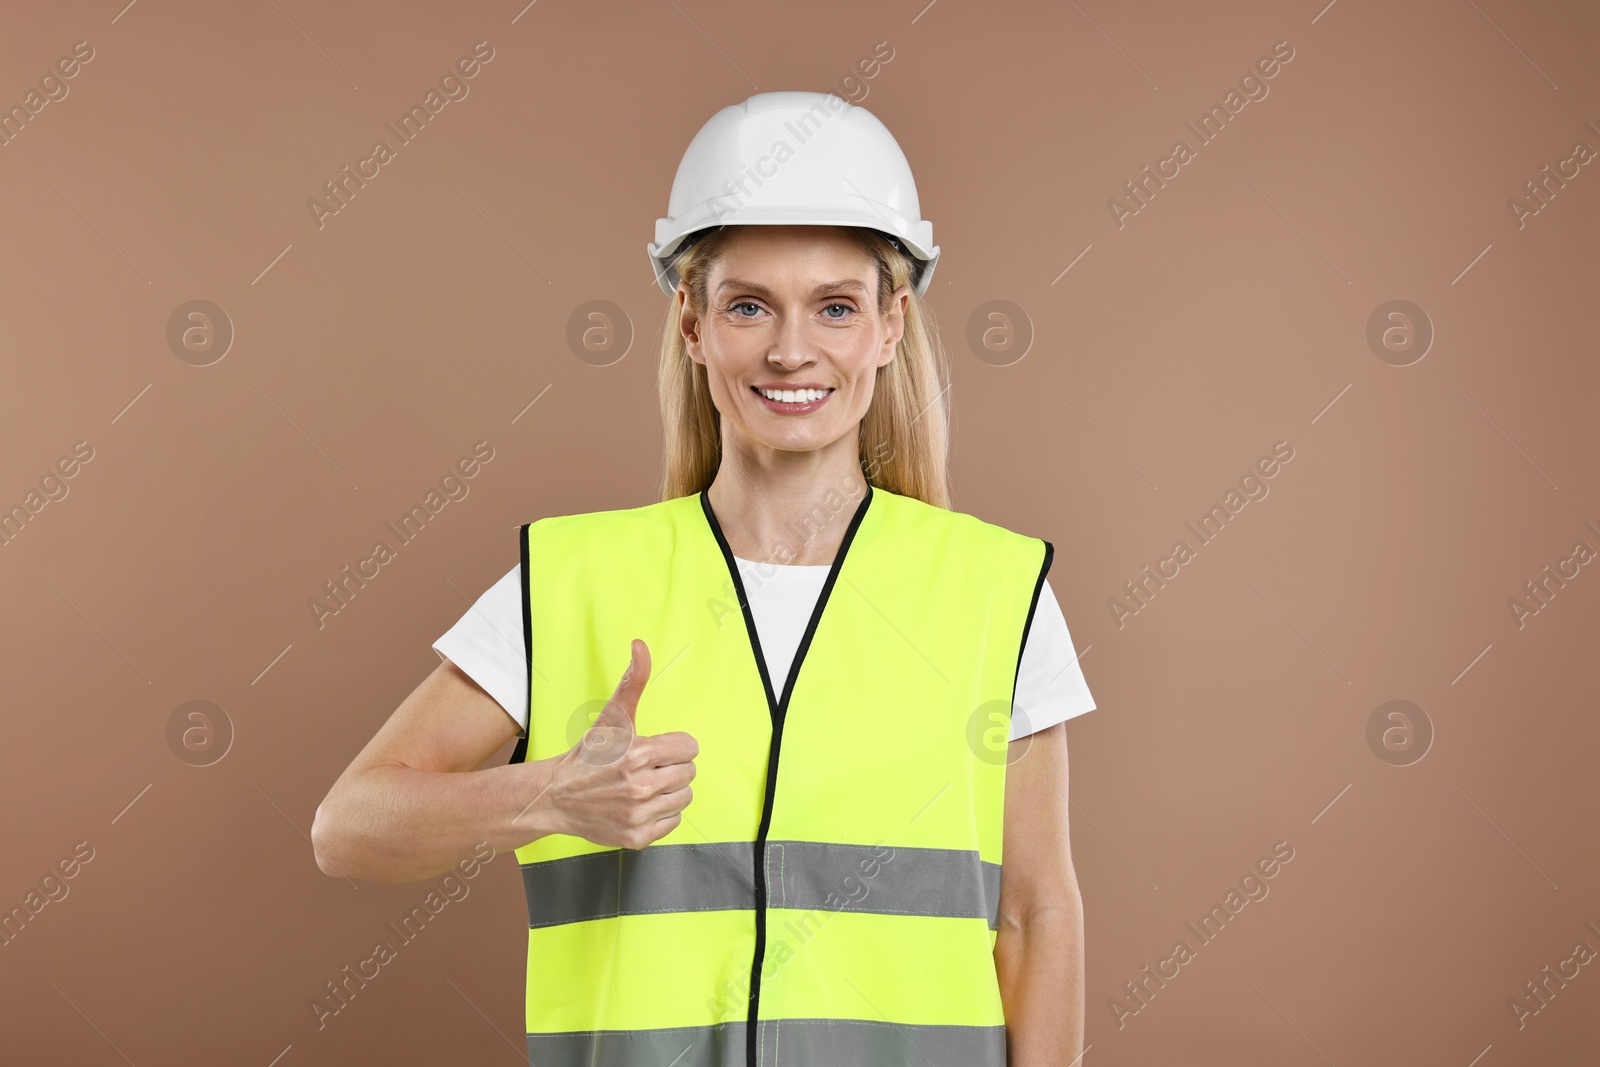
[{"x1": 767, "y1": 313, "x2": 812, "y2": 369}]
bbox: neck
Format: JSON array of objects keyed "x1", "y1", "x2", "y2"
[{"x1": 706, "y1": 435, "x2": 867, "y2": 567}]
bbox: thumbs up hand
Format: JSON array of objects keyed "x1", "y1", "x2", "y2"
[{"x1": 547, "y1": 639, "x2": 699, "y2": 850}]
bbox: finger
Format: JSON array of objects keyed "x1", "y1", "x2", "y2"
[
  {"x1": 604, "y1": 639, "x2": 652, "y2": 726},
  {"x1": 635, "y1": 730, "x2": 699, "y2": 766}
]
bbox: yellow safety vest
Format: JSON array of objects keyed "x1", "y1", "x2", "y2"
[{"x1": 510, "y1": 483, "x2": 1052, "y2": 1066}]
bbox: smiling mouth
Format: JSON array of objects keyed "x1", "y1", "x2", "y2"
[
  {"x1": 753, "y1": 386, "x2": 833, "y2": 403},
  {"x1": 751, "y1": 385, "x2": 835, "y2": 413}
]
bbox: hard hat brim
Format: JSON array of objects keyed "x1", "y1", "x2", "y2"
[{"x1": 648, "y1": 209, "x2": 939, "y2": 298}]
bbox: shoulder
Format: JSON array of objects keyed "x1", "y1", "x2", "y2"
[
  {"x1": 875, "y1": 487, "x2": 1047, "y2": 556},
  {"x1": 523, "y1": 494, "x2": 699, "y2": 541}
]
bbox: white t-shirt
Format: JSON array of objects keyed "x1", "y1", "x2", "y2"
[{"x1": 434, "y1": 557, "x2": 1096, "y2": 742}]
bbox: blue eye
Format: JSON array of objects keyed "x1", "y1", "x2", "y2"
[
  {"x1": 729, "y1": 301, "x2": 762, "y2": 317},
  {"x1": 823, "y1": 302, "x2": 856, "y2": 319}
]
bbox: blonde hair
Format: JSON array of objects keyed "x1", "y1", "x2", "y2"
[{"x1": 655, "y1": 226, "x2": 952, "y2": 509}]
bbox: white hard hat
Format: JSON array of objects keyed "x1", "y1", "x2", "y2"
[{"x1": 648, "y1": 91, "x2": 941, "y2": 298}]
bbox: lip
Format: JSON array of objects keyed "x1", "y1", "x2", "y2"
[{"x1": 751, "y1": 383, "x2": 834, "y2": 415}]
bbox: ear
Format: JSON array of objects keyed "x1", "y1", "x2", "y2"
[
  {"x1": 678, "y1": 285, "x2": 705, "y2": 365},
  {"x1": 879, "y1": 284, "x2": 910, "y2": 368}
]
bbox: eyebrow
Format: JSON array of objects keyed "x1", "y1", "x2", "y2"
[{"x1": 715, "y1": 278, "x2": 870, "y2": 299}]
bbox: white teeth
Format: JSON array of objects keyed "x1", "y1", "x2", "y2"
[{"x1": 759, "y1": 387, "x2": 830, "y2": 403}]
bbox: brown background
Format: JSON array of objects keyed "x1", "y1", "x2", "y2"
[{"x1": 2, "y1": 0, "x2": 1596, "y2": 1063}]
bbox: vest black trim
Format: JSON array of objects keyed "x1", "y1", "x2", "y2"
[
  {"x1": 1014, "y1": 539, "x2": 1055, "y2": 724},
  {"x1": 698, "y1": 482, "x2": 876, "y2": 1067},
  {"x1": 508, "y1": 522, "x2": 533, "y2": 766}
]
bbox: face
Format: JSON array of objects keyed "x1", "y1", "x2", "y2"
[{"x1": 679, "y1": 225, "x2": 909, "y2": 457}]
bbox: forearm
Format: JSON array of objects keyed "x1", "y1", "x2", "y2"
[
  {"x1": 311, "y1": 756, "x2": 564, "y2": 883},
  {"x1": 994, "y1": 882, "x2": 1086, "y2": 1066}
]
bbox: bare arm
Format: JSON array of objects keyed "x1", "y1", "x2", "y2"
[
  {"x1": 310, "y1": 656, "x2": 560, "y2": 883},
  {"x1": 311, "y1": 640, "x2": 697, "y2": 884},
  {"x1": 994, "y1": 720, "x2": 1086, "y2": 1066}
]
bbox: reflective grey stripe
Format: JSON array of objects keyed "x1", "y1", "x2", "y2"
[
  {"x1": 525, "y1": 1019, "x2": 1006, "y2": 1067},
  {"x1": 766, "y1": 840, "x2": 1002, "y2": 930},
  {"x1": 522, "y1": 841, "x2": 1002, "y2": 930},
  {"x1": 520, "y1": 841, "x2": 756, "y2": 928}
]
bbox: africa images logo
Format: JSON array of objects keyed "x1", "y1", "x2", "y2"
[
  {"x1": 306, "y1": 41, "x2": 496, "y2": 230},
  {"x1": 1107, "y1": 39, "x2": 1296, "y2": 229}
]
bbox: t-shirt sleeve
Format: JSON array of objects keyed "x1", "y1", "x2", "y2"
[
  {"x1": 431, "y1": 561, "x2": 529, "y2": 737},
  {"x1": 1009, "y1": 578, "x2": 1096, "y2": 741}
]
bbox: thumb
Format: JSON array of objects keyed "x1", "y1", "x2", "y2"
[
  {"x1": 600, "y1": 638, "x2": 651, "y2": 727},
  {"x1": 579, "y1": 640, "x2": 649, "y2": 767},
  {"x1": 582, "y1": 639, "x2": 649, "y2": 739}
]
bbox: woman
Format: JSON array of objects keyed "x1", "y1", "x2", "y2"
[{"x1": 312, "y1": 91, "x2": 1095, "y2": 1067}]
